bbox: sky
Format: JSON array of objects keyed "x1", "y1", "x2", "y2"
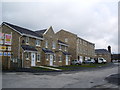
[{"x1": 1, "y1": 0, "x2": 119, "y2": 53}]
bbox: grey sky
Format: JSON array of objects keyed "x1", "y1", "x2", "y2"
[{"x1": 1, "y1": 0, "x2": 119, "y2": 53}]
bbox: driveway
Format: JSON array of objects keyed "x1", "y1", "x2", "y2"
[{"x1": 2, "y1": 63, "x2": 119, "y2": 88}]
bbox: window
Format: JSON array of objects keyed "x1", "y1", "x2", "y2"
[
  {"x1": 37, "y1": 53, "x2": 41, "y2": 62},
  {"x1": 59, "y1": 45, "x2": 62, "y2": 50},
  {"x1": 45, "y1": 40, "x2": 48, "y2": 48},
  {"x1": 65, "y1": 46, "x2": 67, "y2": 51},
  {"x1": 65, "y1": 38, "x2": 68, "y2": 42},
  {"x1": 52, "y1": 41, "x2": 56, "y2": 49},
  {"x1": 36, "y1": 40, "x2": 41, "y2": 46},
  {"x1": 26, "y1": 37, "x2": 29, "y2": 44},
  {"x1": 46, "y1": 54, "x2": 49, "y2": 60},
  {"x1": 26, "y1": 52, "x2": 29, "y2": 60},
  {"x1": 59, "y1": 55, "x2": 62, "y2": 62}
]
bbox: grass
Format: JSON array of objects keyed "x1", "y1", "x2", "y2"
[
  {"x1": 31, "y1": 67, "x2": 55, "y2": 71},
  {"x1": 46, "y1": 63, "x2": 107, "y2": 70},
  {"x1": 31, "y1": 63, "x2": 108, "y2": 71}
]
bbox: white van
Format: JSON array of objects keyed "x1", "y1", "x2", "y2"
[{"x1": 98, "y1": 58, "x2": 107, "y2": 64}]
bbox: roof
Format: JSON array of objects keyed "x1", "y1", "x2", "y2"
[
  {"x1": 21, "y1": 45, "x2": 37, "y2": 52},
  {"x1": 3, "y1": 22, "x2": 43, "y2": 38},
  {"x1": 35, "y1": 29, "x2": 47, "y2": 35},
  {"x1": 62, "y1": 52, "x2": 71, "y2": 55},
  {"x1": 95, "y1": 49, "x2": 110, "y2": 54},
  {"x1": 58, "y1": 40, "x2": 69, "y2": 46},
  {"x1": 42, "y1": 48, "x2": 54, "y2": 54}
]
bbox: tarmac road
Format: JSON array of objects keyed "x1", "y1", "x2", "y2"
[{"x1": 2, "y1": 63, "x2": 119, "y2": 88}]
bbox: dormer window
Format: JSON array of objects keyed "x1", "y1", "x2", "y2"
[
  {"x1": 36, "y1": 40, "x2": 41, "y2": 46},
  {"x1": 26, "y1": 37, "x2": 29, "y2": 44}
]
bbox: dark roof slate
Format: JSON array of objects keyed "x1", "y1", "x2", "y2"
[
  {"x1": 62, "y1": 52, "x2": 71, "y2": 55},
  {"x1": 21, "y1": 45, "x2": 37, "y2": 51},
  {"x1": 95, "y1": 49, "x2": 110, "y2": 54},
  {"x1": 3, "y1": 22, "x2": 43, "y2": 38},
  {"x1": 42, "y1": 48, "x2": 54, "y2": 54},
  {"x1": 35, "y1": 29, "x2": 47, "y2": 35}
]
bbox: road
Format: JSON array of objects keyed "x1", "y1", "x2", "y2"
[{"x1": 2, "y1": 63, "x2": 119, "y2": 88}]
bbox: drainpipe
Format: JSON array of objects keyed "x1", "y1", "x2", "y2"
[
  {"x1": 18, "y1": 36, "x2": 22, "y2": 59},
  {"x1": 19, "y1": 36, "x2": 23, "y2": 68}
]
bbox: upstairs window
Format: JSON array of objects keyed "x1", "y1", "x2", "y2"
[
  {"x1": 45, "y1": 40, "x2": 48, "y2": 48},
  {"x1": 36, "y1": 40, "x2": 41, "y2": 46},
  {"x1": 52, "y1": 41, "x2": 56, "y2": 49},
  {"x1": 65, "y1": 38, "x2": 68, "y2": 42},
  {"x1": 26, "y1": 37, "x2": 29, "y2": 44}
]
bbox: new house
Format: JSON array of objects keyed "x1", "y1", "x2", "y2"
[
  {"x1": 35, "y1": 27, "x2": 71, "y2": 66},
  {"x1": 56, "y1": 29, "x2": 95, "y2": 62},
  {"x1": 1, "y1": 22, "x2": 43, "y2": 69}
]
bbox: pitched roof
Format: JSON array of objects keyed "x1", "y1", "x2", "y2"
[
  {"x1": 35, "y1": 29, "x2": 47, "y2": 35},
  {"x1": 21, "y1": 45, "x2": 37, "y2": 52},
  {"x1": 58, "y1": 40, "x2": 68, "y2": 46},
  {"x1": 3, "y1": 22, "x2": 43, "y2": 38},
  {"x1": 95, "y1": 49, "x2": 110, "y2": 54}
]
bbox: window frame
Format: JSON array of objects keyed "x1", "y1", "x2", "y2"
[
  {"x1": 37, "y1": 53, "x2": 41, "y2": 62},
  {"x1": 26, "y1": 37, "x2": 29, "y2": 44}
]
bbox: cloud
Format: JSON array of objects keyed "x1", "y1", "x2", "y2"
[{"x1": 2, "y1": 0, "x2": 118, "y2": 53}]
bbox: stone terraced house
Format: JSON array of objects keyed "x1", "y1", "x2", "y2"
[
  {"x1": 56, "y1": 29, "x2": 95, "y2": 62},
  {"x1": 1, "y1": 22, "x2": 97, "y2": 69}
]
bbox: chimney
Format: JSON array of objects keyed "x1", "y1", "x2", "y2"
[{"x1": 108, "y1": 46, "x2": 111, "y2": 54}]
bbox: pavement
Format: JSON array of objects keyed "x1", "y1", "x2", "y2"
[{"x1": 2, "y1": 63, "x2": 120, "y2": 89}]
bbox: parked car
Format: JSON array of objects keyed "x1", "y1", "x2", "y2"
[
  {"x1": 98, "y1": 58, "x2": 107, "y2": 64},
  {"x1": 83, "y1": 59, "x2": 95, "y2": 64},
  {"x1": 71, "y1": 60, "x2": 82, "y2": 65}
]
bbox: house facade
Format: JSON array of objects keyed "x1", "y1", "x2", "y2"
[
  {"x1": 1, "y1": 22, "x2": 96, "y2": 69},
  {"x1": 56, "y1": 29, "x2": 95, "y2": 62},
  {"x1": 35, "y1": 27, "x2": 71, "y2": 66},
  {"x1": 95, "y1": 49, "x2": 111, "y2": 62},
  {"x1": 1, "y1": 22, "x2": 43, "y2": 69}
]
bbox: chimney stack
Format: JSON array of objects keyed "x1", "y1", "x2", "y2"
[{"x1": 108, "y1": 46, "x2": 111, "y2": 54}]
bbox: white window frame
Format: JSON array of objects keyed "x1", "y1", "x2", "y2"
[
  {"x1": 65, "y1": 38, "x2": 68, "y2": 42},
  {"x1": 59, "y1": 45, "x2": 62, "y2": 50},
  {"x1": 46, "y1": 54, "x2": 49, "y2": 61},
  {"x1": 36, "y1": 40, "x2": 41, "y2": 46},
  {"x1": 37, "y1": 53, "x2": 41, "y2": 62},
  {"x1": 65, "y1": 46, "x2": 67, "y2": 51},
  {"x1": 26, "y1": 52, "x2": 29, "y2": 60},
  {"x1": 26, "y1": 37, "x2": 29, "y2": 44},
  {"x1": 59, "y1": 55, "x2": 62, "y2": 62},
  {"x1": 52, "y1": 41, "x2": 56, "y2": 49},
  {"x1": 45, "y1": 40, "x2": 48, "y2": 48}
]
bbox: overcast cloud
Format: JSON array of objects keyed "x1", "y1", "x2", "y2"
[{"x1": 1, "y1": 0, "x2": 119, "y2": 53}]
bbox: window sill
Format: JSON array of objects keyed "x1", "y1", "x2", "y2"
[
  {"x1": 36, "y1": 45, "x2": 41, "y2": 47},
  {"x1": 26, "y1": 43, "x2": 29, "y2": 45},
  {"x1": 37, "y1": 61, "x2": 41, "y2": 62},
  {"x1": 52, "y1": 48, "x2": 56, "y2": 49},
  {"x1": 26, "y1": 58, "x2": 29, "y2": 60},
  {"x1": 59, "y1": 49, "x2": 62, "y2": 51}
]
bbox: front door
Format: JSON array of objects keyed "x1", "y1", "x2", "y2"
[
  {"x1": 66, "y1": 55, "x2": 69, "y2": 65},
  {"x1": 31, "y1": 53, "x2": 36, "y2": 66},
  {"x1": 50, "y1": 55, "x2": 53, "y2": 66}
]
